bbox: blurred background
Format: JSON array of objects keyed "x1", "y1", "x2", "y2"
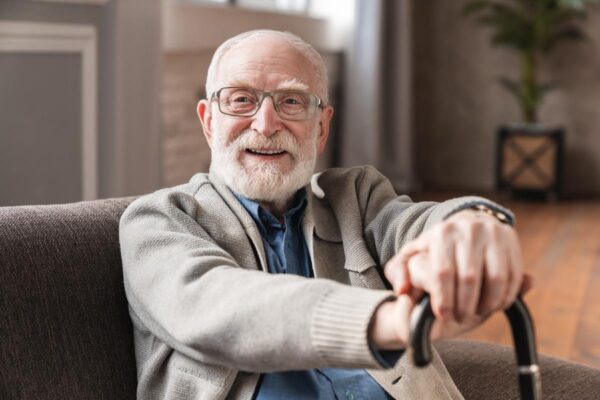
[{"x1": 1, "y1": 0, "x2": 599, "y2": 369}]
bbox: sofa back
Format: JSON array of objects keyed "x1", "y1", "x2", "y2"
[{"x1": 0, "y1": 198, "x2": 137, "y2": 399}]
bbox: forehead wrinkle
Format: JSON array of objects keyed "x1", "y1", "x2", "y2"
[
  {"x1": 219, "y1": 75, "x2": 310, "y2": 93},
  {"x1": 226, "y1": 77, "x2": 253, "y2": 88},
  {"x1": 218, "y1": 48, "x2": 315, "y2": 90}
]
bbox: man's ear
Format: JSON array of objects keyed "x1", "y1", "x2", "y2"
[
  {"x1": 197, "y1": 99, "x2": 213, "y2": 148},
  {"x1": 316, "y1": 105, "x2": 334, "y2": 155}
]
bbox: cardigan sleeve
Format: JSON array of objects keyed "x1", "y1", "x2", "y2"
[
  {"x1": 344, "y1": 166, "x2": 514, "y2": 267},
  {"x1": 120, "y1": 187, "x2": 394, "y2": 373}
]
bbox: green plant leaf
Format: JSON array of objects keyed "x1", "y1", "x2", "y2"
[
  {"x1": 498, "y1": 77, "x2": 524, "y2": 99},
  {"x1": 463, "y1": 0, "x2": 599, "y2": 123},
  {"x1": 466, "y1": 1, "x2": 536, "y2": 51},
  {"x1": 462, "y1": 0, "x2": 494, "y2": 15},
  {"x1": 491, "y1": 28, "x2": 533, "y2": 51},
  {"x1": 543, "y1": 26, "x2": 586, "y2": 51},
  {"x1": 488, "y1": 2, "x2": 530, "y2": 23}
]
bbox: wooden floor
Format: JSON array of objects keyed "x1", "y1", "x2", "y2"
[{"x1": 412, "y1": 193, "x2": 600, "y2": 368}]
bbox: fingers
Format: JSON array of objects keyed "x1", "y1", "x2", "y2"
[
  {"x1": 369, "y1": 295, "x2": 415, "y2": 350},
  {"x1": 477, "y1": 239, "x2": 509, "y2": 316},
  {"x1": 454, "y1": 226, "x2": 483, "y2": 321},
  {"x1": 502, "y1": 231, "x2": 524, "y2": 309},
  {"x1": 383, "y1": 253, "x2": 410, "y2": 295},
  {"x1": 427, "y1": 226, "x2": 456, "y2": 321},
  {"x1": 430, "y1": 308, "x2": 486, "y2": 342},
  {"x1": 393, "y1": 295, "x2": 415, "y2": 347},
  {"x1": 477, "y1": 223, "x2": 523, "y2": 315},
  {"x1": 399, "y1": 210, "x2": 525, "y2": 325},
  {"x1": 390, "y1": 208, "x2": 526, "y2": 336},
  {"x1": 520, "y1": 273, "x2": 535, "y2": 295},
  {"x1": 384, "y1": 238, "x2": 428, "y2": 295}
]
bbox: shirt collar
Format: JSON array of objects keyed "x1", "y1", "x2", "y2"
[{"x1": 233, "y1": 188, "x2": 308, "y2": 229}]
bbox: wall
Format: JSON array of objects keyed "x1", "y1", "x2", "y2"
[
  {"x1": 0, "y1": 51, "x2": 82, "y2": 205},
  {"x1": 0, "y1": 0, "x2": 161, "y2": 203},
  {"x1": 162, "y1": 50, "x2": 212, "y2": 186},
  {"x1": 413, "y1": 0, "x2": 600, "y2": 196}
]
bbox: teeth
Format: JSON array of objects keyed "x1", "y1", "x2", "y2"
[{"x1": 248, "y1": 149, "x2": 285, "y2": 155}]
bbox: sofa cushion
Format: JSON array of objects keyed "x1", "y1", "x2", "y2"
[
  {"x1": 0, "y1": 198, "x2": 137, "y2": 399},
  {"x1": 436, "y1": 339, "x2": 600, "y2": 399}
]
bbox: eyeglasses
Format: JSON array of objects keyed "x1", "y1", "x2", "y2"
[{"x1": 211, "y1": 86, "x2": 323, "y2": 121}]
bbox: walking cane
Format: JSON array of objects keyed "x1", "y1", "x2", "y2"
[{"x1": 410, "y1": 295, "x2": 542, "y2": 400}]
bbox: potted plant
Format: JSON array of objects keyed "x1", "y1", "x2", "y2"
[{"x1": 463, "y1": 0, "x2": 600, "y2": 199}]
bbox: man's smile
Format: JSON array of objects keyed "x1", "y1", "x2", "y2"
[{"x1": 245, "y1": 148, "x2": 288, "y2": 157}]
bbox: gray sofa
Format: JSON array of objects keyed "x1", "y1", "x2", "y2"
[{"x1": 1, "y1": 198, "x2": 599, "y2": 399}]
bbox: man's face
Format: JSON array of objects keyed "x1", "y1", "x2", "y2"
[{"x1": 198, "y1": 36, "x2": 334, "y2": 203}]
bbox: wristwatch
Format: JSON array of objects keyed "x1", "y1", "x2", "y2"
[{"x1": 471, "y1": 204, "x2": 510, "y2": 224}]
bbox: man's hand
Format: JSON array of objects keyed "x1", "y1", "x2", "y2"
[
  {"x1": 369, "y1": 289, "x2": 486, "y2": 350},
  {"x1": 370, "y1": 209, "x2": 533, "y2": 349}
]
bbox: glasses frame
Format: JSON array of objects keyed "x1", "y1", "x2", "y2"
[{"x1": 210, "y1": 86, "x2": 324, "y2": 121}]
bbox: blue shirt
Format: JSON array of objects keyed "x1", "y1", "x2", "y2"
[{"x1": 234, "y1": 189, "x2": 392, "y2": 400}]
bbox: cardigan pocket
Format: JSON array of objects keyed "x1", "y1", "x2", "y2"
[
  {"x1": 313, "y1": 238, "x2": 351, "y2": 284},
  {"x1": 342, "y1": 240, "x2": 379, "y2": 274},
  {"x1": 341, "y1": 240, "x2": 388, "y2": 290}
]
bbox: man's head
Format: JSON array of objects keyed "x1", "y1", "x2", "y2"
[{"x1": 197, "y1": 30, "x2": 334, "y2": 211}]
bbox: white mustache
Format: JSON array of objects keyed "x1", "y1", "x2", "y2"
[{"x1": 228, "y1": 130, "x2": 300, "y2": 158}]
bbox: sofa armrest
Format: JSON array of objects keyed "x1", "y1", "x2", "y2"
[
  {"x1": 436, "y1": 339, "x2": 600, "y2": 400},
  {"x1": 0, "y1": 198, "x2": 138, "y2": 399}
]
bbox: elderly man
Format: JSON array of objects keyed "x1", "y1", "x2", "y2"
[{"x1": 120, "y1": 30, "x2": 527, "y2": 399}]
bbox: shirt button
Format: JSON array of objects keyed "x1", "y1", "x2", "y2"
[{"x1": 345, "y1": 391, "x2": 354, "y2": 400}]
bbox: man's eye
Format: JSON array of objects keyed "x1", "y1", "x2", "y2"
[
  {"x1": 280, "y1": 95, "x2": 307, "y2": 107},
  {"x1": 231, "y1": 95, "x2": 253, "y2": 103}
]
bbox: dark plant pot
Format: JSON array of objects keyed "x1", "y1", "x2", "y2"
[{"x1": 496, "y1": 125, "x2": 564, "y2": 201}]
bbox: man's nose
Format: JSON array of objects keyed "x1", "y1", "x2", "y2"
[{"x1": 251, "y1": 96, "x2": 283, "y2": 137}]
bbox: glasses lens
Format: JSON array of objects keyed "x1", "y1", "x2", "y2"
[
  {"x1": 219, "y1": 87, "x2": 259, "y2": 116},
  {"x1": 274, "y1": 91, "x2": 314, "y2": 120},
  {"x1": 216, "y1": 87, "x2": 320, "y2": 120}
]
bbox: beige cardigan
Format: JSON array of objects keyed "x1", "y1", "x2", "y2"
[{"x1": 119, "y1": 165, "x2": 512, "y2": 399}]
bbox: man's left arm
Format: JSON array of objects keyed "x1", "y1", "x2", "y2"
[
  {"x1": 354, "y1": 167, "x2": 530, "y2": 349},
  {"x1": 368, "y1": 206, "x2": 531, "y2": 350}
]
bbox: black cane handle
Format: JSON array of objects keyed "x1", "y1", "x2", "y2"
[{"x1": 409, "y1": 295, "x2": 542, "y2": 400}]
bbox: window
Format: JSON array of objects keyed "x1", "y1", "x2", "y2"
[
  {"x1": 182, "y1": 0, "x2": 354, "y2": 25},
  {"x1": 238, "y1": 0, "x2": 309, "y2": 13},
  {"x1": 187, "y1": 0, "x2": 308, "y2": 13}
]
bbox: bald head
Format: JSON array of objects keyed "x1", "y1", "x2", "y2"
[{"x1": 205, "y1": 30, "x2": 329, "y2": 104}]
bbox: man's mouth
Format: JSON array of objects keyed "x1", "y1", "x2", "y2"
[{"x1": 245, "y1": 148, "x2": 287, "y2": 156}]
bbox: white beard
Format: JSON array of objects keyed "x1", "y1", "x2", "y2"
[{"x1": 209, "y1": 126, "x2": 318, "y2": 206}]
